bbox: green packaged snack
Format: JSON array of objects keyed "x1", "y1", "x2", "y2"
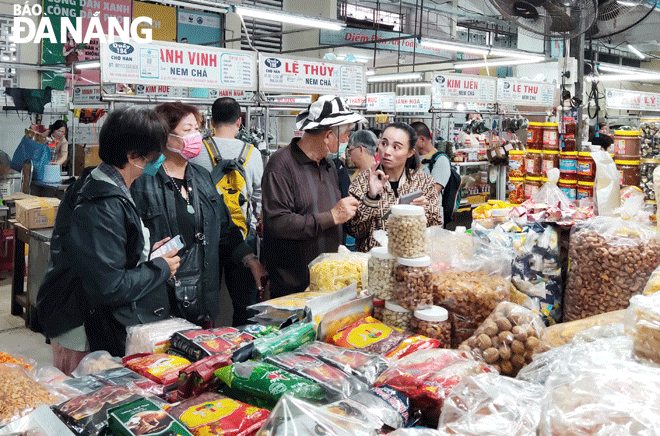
[
  {"x1": 217, "y1": 384, "x2": 278, "y2": 410},
  {"x1": 108, "y1": 398, "x2": 194, "y2": 436},
  {"x1": 215, "y1": 361, "x2": 325, "y2": 403},
  {"x1": 251, "y1": 323, "x2": 316, "y2": 358}
]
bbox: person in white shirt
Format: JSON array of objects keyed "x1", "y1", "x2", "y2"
[
  {"x1": 190, "y1": 97, "x2": 264, "y2": 326},
  {"x1": 411, "y1": 121, "x2": 450, "y2": 195}
]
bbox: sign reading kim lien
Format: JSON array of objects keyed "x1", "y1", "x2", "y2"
[{"x1": 100, "y1": 39, "x2": 257, "y2": 91}]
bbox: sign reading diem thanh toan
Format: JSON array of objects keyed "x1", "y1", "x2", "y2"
[
  {"x1": 100, "y1": 40, "x2": 257, "y2": 91},
  {"x1": 259, "y1": 54, "x2": 366, "y2": 96}
]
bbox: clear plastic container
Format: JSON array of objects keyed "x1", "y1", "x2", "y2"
[
  {"x1": 615, "y1": 159, "x2": 641, "y2": 187},
  {"x1": 373, "y1": 298, "x2": 385, "y2": 322},
  {"x1": 527, "y1": 122, "x2": 543, "y2": 149},
  {"x1": 577, "y1": 152, "x2": 596, "y2": 182},
  {"x1": 387, "y1": 205, "x2": 427, "y2": 259},
  {"x1": 558, "y1": 179, "x2": 577, "y2": 201},
  {"x1": 508, "y1": 177, "x2": 525, "y2": 204},
  {"x1": 382, "y1": 300, "x2": 413, "y2": 331},
  {"x1": 525, "y1": 176, "x2": 542, "y2": 200},
  {"x1": 411, "y1": 306, "x2": 450, "y2": 348},
  {"x1": 577, "y1": 181, "x2": 594, "y2": 200},
  {"x1": 508, "y1": 150, "x2": 526, "y2": 178},
  {"x1": 525, "y1": 149, "x2": 542, "y2": 177},
  {"x1": 559, "y1": 151, "x2": 578, "y2": 174},
  {"x1": 543, "y1": 123, "x2": 559, "y2": 150},
  {"x1": 368, "y1": 247, "x2": 396, "y2": 300},
  {"x1": 614, "y1": 130, "x2": 641, "y2": 159},
  {"x1": 542, "y1": 150, "x2": 559, "y2": 174},
  {"x1": 394, "y1": 255, "x2": 433, "y2": 311}
]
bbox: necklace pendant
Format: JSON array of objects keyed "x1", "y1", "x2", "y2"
[{"x1": 187, "y1": 204, "x2": 195, "y2": 214}]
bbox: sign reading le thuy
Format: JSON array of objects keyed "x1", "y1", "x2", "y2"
[{"x1": 100, "y1": 40, "x2": 257, "y2": 91}]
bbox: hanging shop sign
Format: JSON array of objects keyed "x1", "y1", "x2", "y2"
[
  {"x1": 177, "y1": 8, "x2": 222, "y2": 46},
  {"x1": 100, "y1": 40, "x2": 257, "y2": 91},
  {"x1": 497, "y1": 79, "x2": 556, "y2": 107},
  {"x1": 73, "y1": 85, "x2": 101, "y2": 104},
  {"x1": 346, "y1": 95, "x2": 366, "y2": 106},
  {"x1": 259, "y1": 54, "x2": 366, "y2": 96},
  {"x1": 45, "y1": 91, "x2": 69, "y2": 111},
  {"x1": 396, "y1": 95, "x2": 432, "y2": 113},
  {"x1": 319, "y1": 28, "x2": 455, "y2": 59},
  {"x1": 605, "y1": 88, "x2": 660, "y2": 111},
  {"x1": 133, "y1": 84, "x2": 189, "y2": 98},
  {"x1": 431, "y1": 73, "x2": 497, "y2": 104},
  {"x1": 265, "y1": 95, "x2": 313, "y2": 104},
  {"x1": 132, "y1": 1, "x2": 177, "y2": 42},
  {"x1": 187, "y1": 89, "x2": 255, "y2": 102},
  {"x1": 367, "y1": 92, "x2": 396, "y2": 112}
]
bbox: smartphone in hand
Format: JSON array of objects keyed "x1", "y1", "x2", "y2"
[
  {"x1": 399, "y1": 190, "x2": 424, "y2": 205},
  {"x1": 150, "y1": 235, "x2": 184, "y2": 260}
]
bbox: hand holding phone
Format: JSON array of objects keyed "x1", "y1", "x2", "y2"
[
  {"x1": 399, "y1": 190, "x2": 424, "y2": 205},
  {"x1": 150, "y1": 235, "x2": 184, "y2": 260}
]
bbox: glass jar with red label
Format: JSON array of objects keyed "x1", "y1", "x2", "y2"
[
  {"x1": 613, "y1": 130, "x2": 641, "y2": 160},
  {"x1": 577, "y1": 181, "x2": 594, "y2": 200},
  {"x1": 558, "y1": 179, "x2": 577, "y2": 202},
  {"x1": 509, "y1": 177, "x2": 525, "y2": 204},
  {"x1": 615, "y1": 159, "x2": 641, "y2": 187},
  {"x1": 542, "y1": 150, "x2": 559, "y2": 174},
  {"x1": 527, "y1": 122, "x2": 543, "y2": 150},
  {"x1": 508, "y1": 150, "x2": 526, "y2": 178},
  {"x1": 577, "y1": 152, "x2": 595, "y2": 182},
  {"x1": 525, "y1": 149, "x2": 542, "y2": 176},
  {"x1": 525, "y1": 176, "x2": 542, "y2": 200},
  {"x1": 543, "y1": 123, "x2": 559, "y2": 151}
]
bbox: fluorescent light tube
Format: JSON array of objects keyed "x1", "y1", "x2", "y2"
[
  {"x1": 396, "y1": 82, "x2": 431, "y2": 88},
  {"x1": 234, "y1": 6, "x2": 345, "y2": 30},
  {"x1": 421, "y1": 39, "x2": 542, "y2": 59},
  {"x1": 75, "y1": 61, "x2": 100, "y2": 70},
  {"x1": 453, "y1": 57, "x2": 545, "y2": 69},
  {"x1": 627, "y1": 44, "x2": 646, "y2": 59},
  {"x1": 366, "y1": 70, "x2": 375, "y2": 76},
  {"x1": 589, "y1": 74, "x2": 660, "y2": 82},
  {"x1": 367, "y1": 72, "x2": 423, "y2": 82}
]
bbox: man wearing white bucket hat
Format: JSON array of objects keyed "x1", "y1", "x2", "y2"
[{"x1": 262, "y1": 95, "x2": 366, "y2": 297}]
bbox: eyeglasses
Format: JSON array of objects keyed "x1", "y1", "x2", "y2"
[{"x1": 347, "y1": 145, "x2": 362, "y2": 153}]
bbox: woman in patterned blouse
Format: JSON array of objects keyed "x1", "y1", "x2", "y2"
[{"x1": 346, "y1": 122, "x2": 443, "y2": 252}]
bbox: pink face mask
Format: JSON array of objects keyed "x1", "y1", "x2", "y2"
[{"x1": 168, "y1": 132, "x2": 203, "y2": 160}]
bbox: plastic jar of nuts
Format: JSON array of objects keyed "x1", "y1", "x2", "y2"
[
  {"x1": 394, "y1": 255, "x2": 434, "y2": 311},
  {"x1": 382, "y1": 300, "x2": 413, "y2": 331},
  {"x1": 372, "y1": 298, "x2": 385, "y2": 322},
  {"x1": 368, "y1": 247, "x2": 396, "y2": 300},
  {"x1": 387, "y1": 205, "x2": 427, "y2": 259},
  {"x1": 412, "y1": 306, "x2": 450, "y2": 348}
]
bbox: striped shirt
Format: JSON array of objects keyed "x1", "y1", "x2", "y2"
[
  {"x1": 346, "y1": 167, "x2": 443, "y2": 252},
  {"x1": 261, "y1": 138, "x2": 342, "y2": 297}
]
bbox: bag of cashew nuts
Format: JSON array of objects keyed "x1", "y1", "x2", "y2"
[
  {"x1": 458, "y1": 302, "x2": 547, "y2": 377},
  {"x1": 564, "y1": 216, "x2": 660, "y2": 322}
]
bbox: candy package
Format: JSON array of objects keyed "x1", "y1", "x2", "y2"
[
  {"x1": 91, "y1": 367, "x2": 165, "y2": 397},
  {"x1": 236, "y1": 324, "x2": 279, "y2": 338},
  {"x1": 0, "y1": 405, "x2": 76, "y2": 436},
  {"x1": 215, "y1": 361, "x2": 325, "y2": 403},
  {"x1": 374, "y1": 349, "x2": 491, "y2": 424},
  {"x1": 255, "y1": 395, "x2": 382, "y2": 436},
  {"x1": 265, "y1": 352, "x2": 367, "y2": 400},
  {"x1": 294, "y1": 341, "x2": 390, "y2": 386},
  {"x1": 438, "y1": 373, "x2": 543, "y2": 436},
  {"x1": 384, "y1": 335, "x2": 440, "y2": 360},
  {"x1": 177, "y1": 353, "x2": 233, "y2": 400},
  {"x1": 122, "y1": 353, "x2": 191, "y2": 387},
  {"x1": 124, "y1": 318, "x2": 199, "y2": 355},
  {"x1": 53, "y1": 386, "x2": 142, "y2": 436},
  {"x1": 458, "y1": 302, "x2": 547, "y2": 377},
  {"x1": 249, "y1": 322, "x2": 316, "y2": 359},
  {"x1": 170, "y1": 327, "x2": 254, "y2": 362},
  {"x1": 337, "y1": 385, "x2": 411, "y2": 430},
  {"x1": 167, "y1": 392, "x2": 270, "y2": 436},
  {"x1": 71, "y1": 351, "x2": 122, "y2": 377},
  {"x1": 330, "y1": 316, "x2": 407, "y2": 355},
  {"x1": 308, "y1": 249, "x2": 369, "y2": 293},
  {"x1": 0, "y1": 364, "x2": 60, "y2": 425},
  {"x1": 108, "y1": 397, "x2": 194, "y2": 436}
]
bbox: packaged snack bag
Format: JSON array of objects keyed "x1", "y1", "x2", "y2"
[
  {"x1": 108, "y1": 397, "x2": 194, "y2": 436},
  {"x1": 170, "y1": 327, "x2": 254, "y2": 362},
  {"x1": 330, "y1": 316, "x2": 407, "y2": 355},
  {"x1": 122, "y1": 353, "x2": 191, "y2": 387}
]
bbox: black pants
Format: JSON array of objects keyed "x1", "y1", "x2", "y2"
[{"x1": 224, "y1": 261, "x2": 258, "y2": 327}]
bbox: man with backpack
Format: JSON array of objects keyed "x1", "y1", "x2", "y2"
[
  {"x1": 190, "y1": 97, "x2": 264, "y2": 326},
  {"x1": 411, "y1": 122, "x2": 461, "y2": 227}
]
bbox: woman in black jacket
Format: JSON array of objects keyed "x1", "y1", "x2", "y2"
[
  {"x1": 131, "y1": 102, "x2": 268, "y2": 328},
  {"x1": 37, "y1": 107, "x2": 180, "y2": 369}
]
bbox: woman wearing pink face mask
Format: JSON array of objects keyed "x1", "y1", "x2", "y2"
[{"x1": 131, "y1": 102, "x2": 268, "y2": 327}]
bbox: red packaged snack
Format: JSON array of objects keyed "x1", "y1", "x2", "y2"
[
  {"x1": 122, "y1": 353, "x2": 191, "y2": 387},
  {"x1": 330, "y1": 316, "x2": 407, "y2": 355},
  {"x1": 171, "y1": 327, "x2": 255, "y2": 361},
  {"x1": 374, "y1": 349, "x2": 491, "y2": 411},
  {"x1": 265, "y1": 353, "x2": 367, "y2": 399},
  {"x1": 384, "y1": 335, "x2": 440, "y2": 360},
  {"x1": 177, "y1": 353, "x2": 234, "y2": 400},
  {"x1": 167, "y1": 392, "x2": 270, "y2": 436}
]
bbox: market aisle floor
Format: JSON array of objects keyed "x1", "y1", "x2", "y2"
[{"x1": 0, "y1": 275, "x2": 53, "y2": 368}]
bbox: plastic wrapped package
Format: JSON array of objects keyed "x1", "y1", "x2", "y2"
[
  {"x1": 564, "y1": 217, "x2": 660, "y2": 321},
  {"x1": 71, "y1": 351, "x2": 122, "y2": 377},
  {"x1": 390, "y1": 430, "x2": 443, "y2": 436},
  {"x1": 542, "y1": 310, "x2": 625, "y2": 347},
  {"x1": 29, "y1": 367, "x2": 83, "y2": 401},
  {"x1": 91, "y1": 367, "x2": 165, "y2": 398},
  {"x1": 294, "y1": 341, "x2": 390, "y2": 386},
  {"x1": 625, "y1": 293, "x2": 660, "y2": 364},
  {"x1": 308, "y1": 249, "x2": 369, "y2": 293},
  {"x1": 0, "y1": 364, "x2": 60, "y2": 425},
  {"x1": 341, "y1": 385, "x2": 411, "y2": 430},
  {"x1": 0, "y1": 351, "x2": 35, "y2": 370},
  {"x1": 215, "y1": 361, "x2": 326, "y2": 403},
  {"x1": 438, "y1": 373, "x2": 543, "y2": 436},
  {"x1": 170, "y1": 327, "x2": 255, "y2": 362},
  {"x1": 166, "y1": 392, "x2": 270, "y2": 436},
  {"x1": 249, "y1": 322, "x2": 316, "y2": 359},
  {"x1": 124, "y1": 317, "x2": 199, "y2": 355},
  {"x1": 643, "y1": 263, "x2": 660, "y2": 295},
  {"x1": 330, "y1": 316, "x2": 407, "y2": 355},
  {"x1": 0, "y1": 405, "x2": 76, "y2": 436},
  {"x1": 107, "y1": 397, "x2": 194, "y2": 436},
  {"x1": 374, "y1": 349, "x2": 491, "y2": 417},
  {"x1": 255, "y1": 395, "x2": 382, "y2": 436},
  {"x1": 122, "y1": 353, "x2": 191, "y2": 387},
  {"x1": 539, "y1": 365, "x2": 660, "y2": 436},
  {"x1": 458, "y1": 302, "x2": 547, "y2": 377},
  {"x1": 265, "y1": 352, "x2": 367, "y2": 400},
  {"x1": 384, "y1": 335, "x2": 440, "y2": 360},
  {"x1": 177, "y1": 353, "x2": 233, "y2": 400}
]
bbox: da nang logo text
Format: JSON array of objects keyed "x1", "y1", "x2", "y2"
[{"x1": 13, "y1": 3, "x2": 153, "y2": 44}]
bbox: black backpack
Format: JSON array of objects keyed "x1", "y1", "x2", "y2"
[{"x1": 425, "y1": 151, "x2": 462, "y2": 225}]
